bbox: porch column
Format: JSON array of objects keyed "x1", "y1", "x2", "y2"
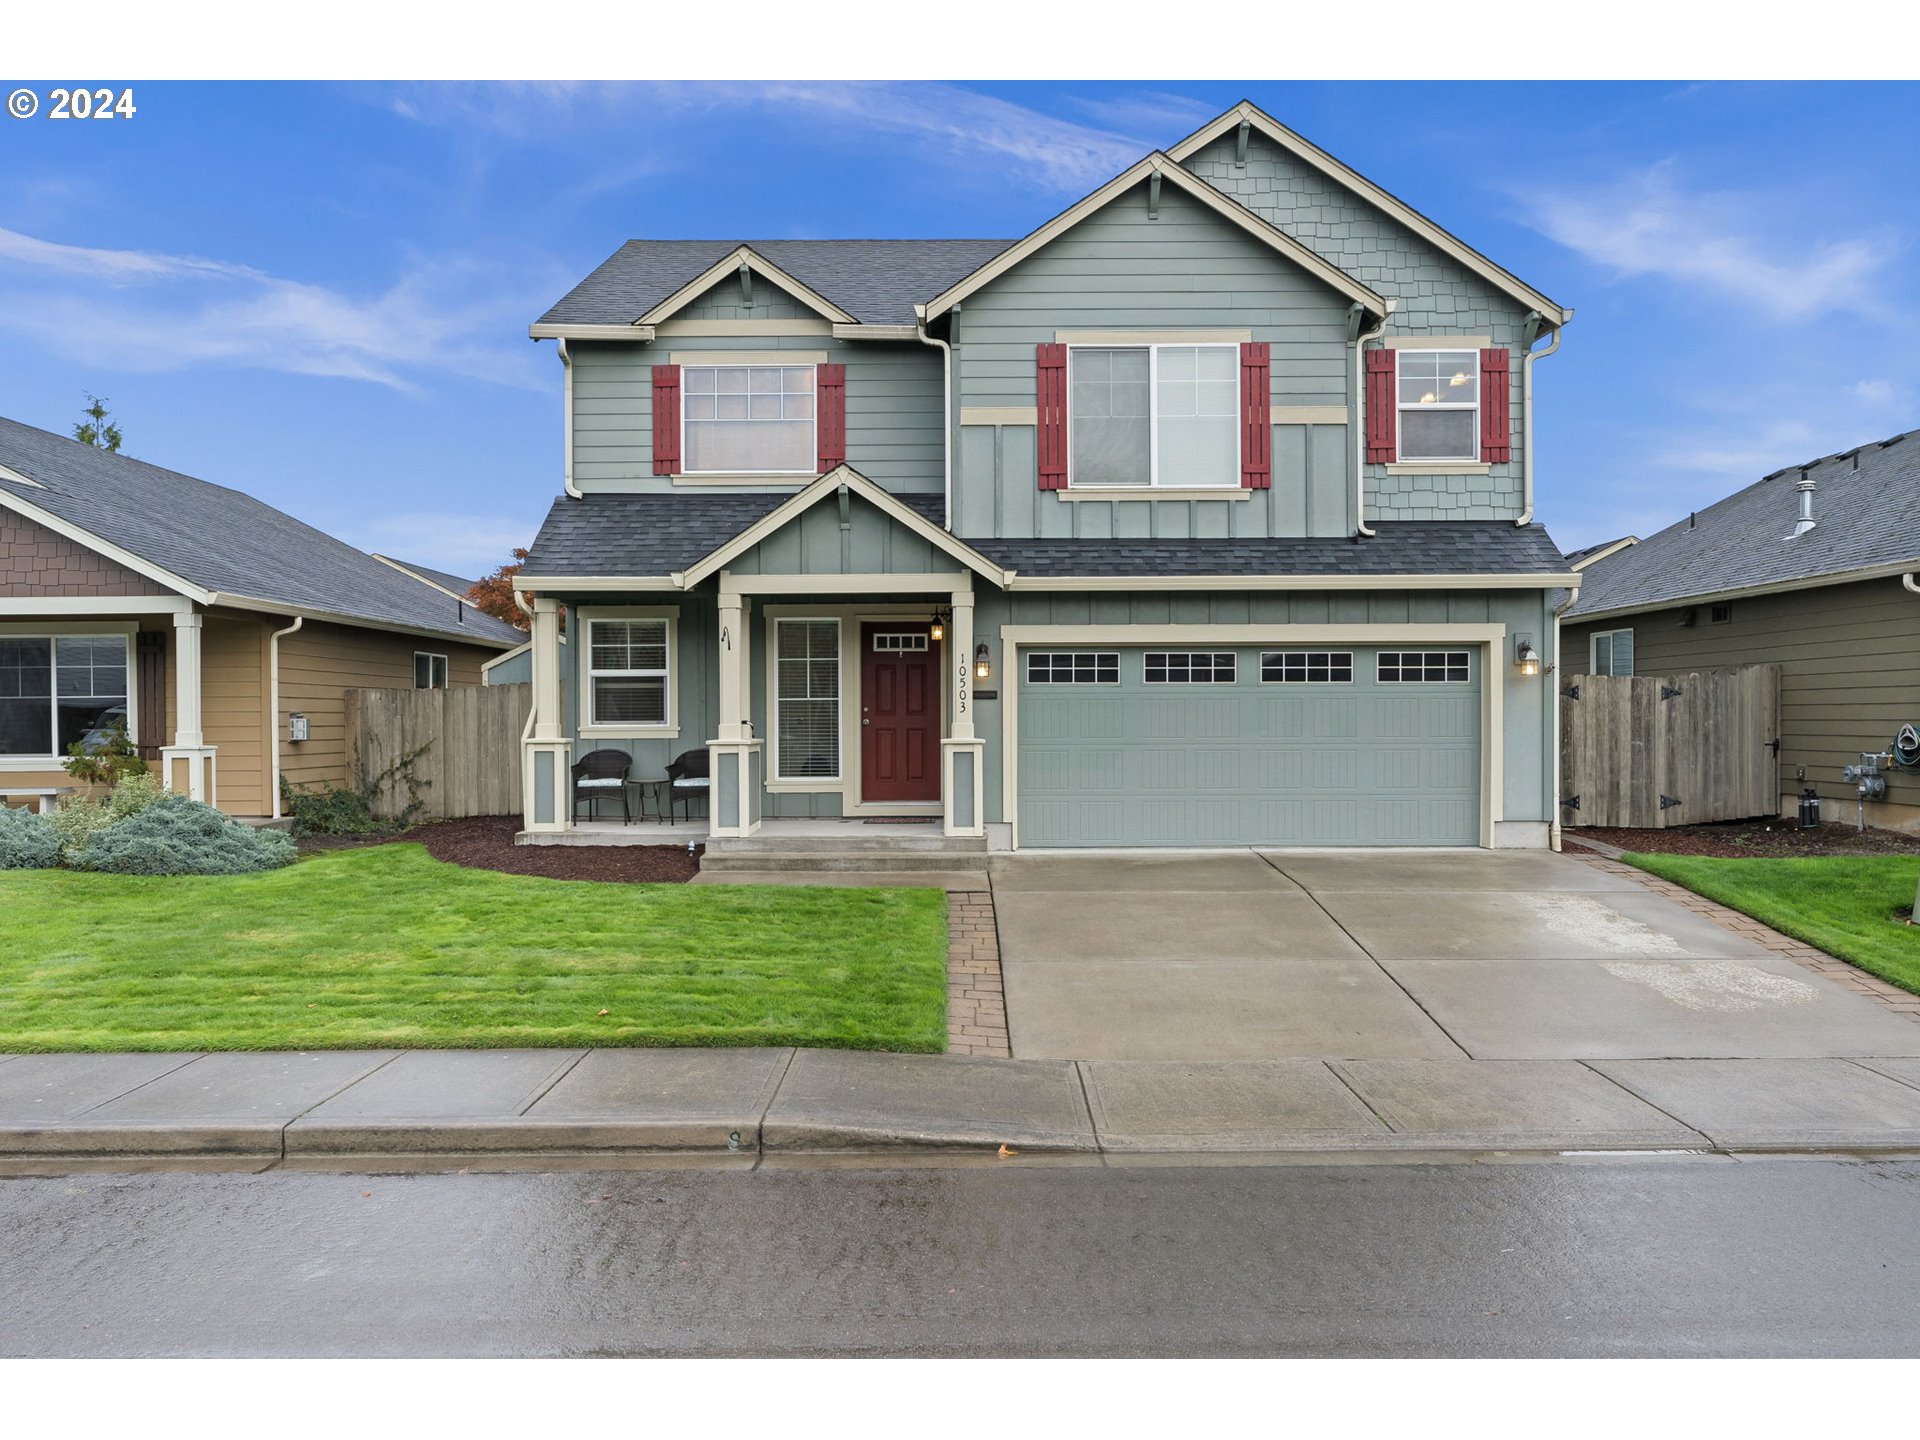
[
  {"x1": 708, "y1": 574, "x2": 762, "y2": 838},
  {"x1": 522, "y1": 596, "x2": 572, "y2": 832},
  {"x1": 160, "y1": 610, "x2": 216, "y2": 803},
  {"x1": 941, "y1": 586, "x2": 985, "y2": 838}
]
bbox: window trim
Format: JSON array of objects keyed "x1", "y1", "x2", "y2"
[
  {"x1": 1589, "y1": 628, "x2": 1635, "y2": 677},
  {"x1": 1260, "y1": 650, "x2": 1355, "y2": 684},
  {"x1": 1142, "y1": 650, "x2": 1238, "y2": 685},
  {"x1": 576, "y1": 606, "x2": 680, "y2": 738},
  {"x1": 1376, "y1": 649, "x2": 1474, "y2": 684},
  {"x1": 412, "y1": 652, "x2": 449, "y2": 690},
  {"x1": 678, "y1": 361, "x2": 819, "y2": 478},
  {"x1": 0, "y1": 621, "x2": 138, "y2": 769},
  {"x1": 1709, "y1": 603, "x2": 1733, "y2": 625},
  {"x1": 1394, "y1": 348, "x2": 1480, "y2": 465},
  {"x1": 772, "y1": 617, "x2": 844, "y2": 783},
  {"x1": 1064, "y1": 342, "x2": 1242, "y2": 491},
  {"x1": 1024, "y1": 651, "x2": 1121, "y2": 685}
]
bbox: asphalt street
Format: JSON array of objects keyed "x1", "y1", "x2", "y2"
[{"x1": 4, "y1": 1156, "x2": 1919, "y2": 1357}]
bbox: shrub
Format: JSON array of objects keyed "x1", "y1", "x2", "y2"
[
  {"x1": 0, "y1": 804, "x2": 61, "y2": 870},
  {"x1": 280, "y1": 778, "x2": 385, "y2": 837},
  {"x1": 77, "y1": 793, "x2": 297, "y2": 876},
  {"x1": 49, "y1": 770, "x2": 168, "y2": 861},
  {"x1": 62, "y1": 717, "x2": 149, "y2": 787}
]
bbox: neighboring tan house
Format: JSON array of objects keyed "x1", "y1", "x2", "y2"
[
  {"x1": 514, "y1": 99, "x2": 1580, "y2": 850},
  {"x1": 1564, "y1": 427, "x2": 1920, "y2": 831},
  {"x1": 0, "y1": 416, "x2": 522, "y2": 817}
]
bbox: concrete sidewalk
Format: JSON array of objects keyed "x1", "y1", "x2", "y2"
[{"x1": 6, "y1": 1046, "x2": 1920, "y2": 1167}]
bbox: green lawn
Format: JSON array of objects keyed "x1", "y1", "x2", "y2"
[
  {"x1": 0, "y1": 844, "x2": 949, "y2": 1053},
  {"x1": 1624, "y1": 852, "x2": 1920, "y2": 997}
]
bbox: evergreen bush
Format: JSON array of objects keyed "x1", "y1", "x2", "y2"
[
  {"x1": 0, "y1": 804, "x2": 61, "y2": 870},
  {"x1": 77, "y1": 793, "x2": 297, "y2": 876}
]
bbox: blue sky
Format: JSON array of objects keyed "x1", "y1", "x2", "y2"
[{"x1": 0, "y1": 79, "x2": 1912, "y2": 569}]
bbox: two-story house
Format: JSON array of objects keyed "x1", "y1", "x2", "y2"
[{"x1": 514, "y1": 100, "x2": 1578, "y2": 853}]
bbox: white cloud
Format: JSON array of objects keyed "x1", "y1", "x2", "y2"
[
  {"x1": 383, "y1": 80, "x2": 1185, "y2": 193},
  {"x1": 1518, "y1": 163, "x2": 1899, "y2": 321},
  {"x1": 0, "y1": 226, "x2": 546, "y2": 393}
]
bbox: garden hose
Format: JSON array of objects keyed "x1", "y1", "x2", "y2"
[{"x1": 1893, "y1": 724, "x2": 1920, "y2": 771}]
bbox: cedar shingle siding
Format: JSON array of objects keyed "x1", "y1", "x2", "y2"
[{"x1": 0, "y1": 510, "x2": 172, "y2": 597}]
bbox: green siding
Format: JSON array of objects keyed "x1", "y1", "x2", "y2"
[
  {"x1": 677, "y1": 273, "x2": 815, "y2": 322},
  {"x1": 726, "y1": 493, "x2": 946, "y2": 576},
  {"x1": 1564, "y1": 575, "x2": 1920, "y2": 822},
  {"x1": 1187, "y1": 130, "x2": 1534, "y2": 522}
]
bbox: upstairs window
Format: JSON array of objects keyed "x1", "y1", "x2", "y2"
[
  {"x1": 1069, "y1": 345, "x2": 1239, "y2": 488},
  {"x1": 1396, "y1": 349, "x2": 1479, "y2": 463},
  {"x1": 681, "y1": 364, "x2": 815, "y2": 475}
]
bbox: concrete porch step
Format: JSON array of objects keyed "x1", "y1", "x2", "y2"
[
  {"x1": 705, "y1": 831, "x2": 988, "y2": 857},
  {"x1": 699, "y1": 850, "x2": 990, "y2": 875}
]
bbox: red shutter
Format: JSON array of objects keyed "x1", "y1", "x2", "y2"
[
  {"x1": 651, "y1": 364, "x2": 680, "y2": 475},
  {"x1": 1035, "y1": 343, "x2": 1068, "y2": 490},
  {"x1": 816, "y1": 362, "x2": 846, "y2": 470},
  {"x1": 1364, "y1": 347, "x2": 1396, "y2": 464},
  {"x1": 1239, "y1": 341, "x2": 1271, "y2": 489},
  {"x1": 1479, "y1": 346, "x2": 1511, "y2": 464}
]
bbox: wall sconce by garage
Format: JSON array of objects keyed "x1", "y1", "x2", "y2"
[
  {"x1": 1514, "y1": 636, "x2": 1541, "y2": 677},
  {"x1": 929, "y1": 605, "x2": 950, "y2": 642},
  {"x1": 287, "y1": 712, "x2": 310, "y2": 743},
  {"x1": 973, "y1": 643, "x2": 992, "y2": 682}
]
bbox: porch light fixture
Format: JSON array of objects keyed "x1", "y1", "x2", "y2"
[
  {"x1": 1514, "y1": 636, "x2": 1541, "y2": 677},
  {"x1": 930, "y1": 605, "x2": 950, "y2": 642},
  {"x1": 974, "y1": 643, "x2": 992, "y2": 682}
]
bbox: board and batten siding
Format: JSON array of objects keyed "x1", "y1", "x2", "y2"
[
  {"x1": 954, "y1": 177, "x2": 1357, "y2": 542},
  {"x1": 1565, "y1": 575, "x2": 1920, "y2": 828},
  {"x1": 1185, "y1": 129, "x2": 1533, "y2": 522},
  {"x1": 276, "y1": 620, "x2": 492, "y2": 802}
]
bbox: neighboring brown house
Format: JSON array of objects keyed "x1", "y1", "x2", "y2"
[
  {"x1": 0, "y1": 415, "x2": 521, "y2": 817},
  {"x1": 1564, "y1": 427, "x2": 1920, "y2": 831}
]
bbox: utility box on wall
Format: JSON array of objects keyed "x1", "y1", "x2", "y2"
[{"x1": 288, "y1": 712, "x2": 309, "y2": 743}]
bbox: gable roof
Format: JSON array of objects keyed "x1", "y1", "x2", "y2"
[
  {"x1": 0, "y1": 415, "x2": 522, "y2": 647},
  {"x1": 1168, "y1": 100, "x2": 1572, "y2": 328},
  {"x1": 534, "y1": 239, "x2": 1014, "y2": 332},
  {"x1": 372, "y1": 554, "x2": 478, "y2": 601},
  {"x1": 919, "y1": 153, "x2": 1387, "y2": 322},
  {"x1": 1567, "y1": 429, "x2": 1920, "y2": 621},
  {"x1": 634, "y1": 245, "x2": 857, "y2": 326}
]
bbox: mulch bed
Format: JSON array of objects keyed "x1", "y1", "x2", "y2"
[
  {"x1": 299, "y1": 815, "x2": 701, "y2": 883},
  {"x1": 1569, "y1": 819, "x2": 1920, "y2": 860}
]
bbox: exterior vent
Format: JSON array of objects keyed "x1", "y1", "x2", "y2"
[{"x1": 1791, "y1": 474, "x2": 1817, "y2": 537}]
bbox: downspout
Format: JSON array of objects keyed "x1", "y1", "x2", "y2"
[
  {"x1": 1351, "y1": 304, "x2": 1389, "y2": 538},
  {"x1": 1903, "y1": 574, "x2": 1920, "y2": 596},
  {"x1": 267, "y1": 615, "x2": 303, "y2": 820},
  {"x1": 558, "y1": 338, "x2": 582, "y2": 499},
  {"x1": 1516, "y1": 317, "x2": 1560, "y2": 526},
  {"x1": 915, "y1": 316, "x2": 954, "y2": 531},
  {"x1": 1548, "y1": 585, "x2": 1580, "y2": 851}
]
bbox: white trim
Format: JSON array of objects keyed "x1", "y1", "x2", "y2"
[
  {"x1": 1065, "y1": 341, "x2": 1242, "y2": 492},
  {"x1": 513, "y1": 575, "x2": 679, "y2": 592},
  {"x1": 1167, "y1": 101, "x2": 1572, "y2": 327},
  {"x1": 998, "y1": 622, "x2": 1506, "y2": 851},
  {"x1": 960, "y1": 406, "x2": 1039, "y2": 427},
  {"x1": 769, "y1": 616, "x2": 845, "y2": 784},
  {"x1": 1569, "y1": 536, "x2": 1639, "y2": 572},
  {"x1": 0, "y1": 489, "x2": 207, "y2": 602},
  {"x1": 637, "y1": 246, "x2": 857, "y2": 327},
  {"x1": 922, "y1": 154, "x2": 1387, "y2": 320},
  {"x1": 1385, "y1": 335, "x2": 1493, "y2": 350},
  {"x1": 677, "y1": 358, "x2": 820, "y2": 479},
  {"x1": 1394, "y1": 347, "x2": 1481, "y2": 466},
  {"x1": 0, "y1": 461, "x2": 47, "y2": 490},
  {"x1": 527, "y1": 323, "x2": 656, "y2": 342},
  {"x1": 0, "y1": 622, "x2": 139, "y2": 766},
  {"x1": 721, "y1": 571, "x2": 974, "y2": 596},
  {"x1": 1272, "y1": 406, "x2": 1349, "y2": 425},
  {"x1": 680, "y1": 466, "x2": 1011, "y2": 588},
  {"x1": 669, "y1": 475, "x2": 815, "y2": 488},
  {"x1": 668, "y1": 350, "x2": 830, "y2": 366},
  {"x1": 1006, "y1": 572, "x2": 1579, "y2": 592},
  {"x1": 1056, "y1": 486, "x2": 1252, "y2": 503},
  {"x1": 1589, "y1": 627, "x2": 1635, "y2": 677},
  {"x1": 576, "y1": 606, "x2": 681, "y2": 739},
  {"x1": 655, "y1": 319, "x2": 834, "y2": 337},
  {"x1": 0, "y1": 595, "x2": 192, "y2": 616},
  {"x1": 372, "y1": 555, "x2": 470, "y2": 603},
  {"x1": 1054, "y1": 328, "x2": 1252, "y2": 344},
  {"x1": 412, "y1": 651, "x2": 451, "y2": 690},
  {"x1": 831, "y1": 323, "x2": 921, "y2": 341},
  {"x1": 1386, "y1": 463, "x2": 1492, "y2": 475}
]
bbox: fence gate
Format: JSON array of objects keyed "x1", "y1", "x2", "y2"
[
  {"x1": 344, "y1": 682, "x2": 530, "y2": 821},
  {"x1": 1559, "y1": 665, "x2": 1781, "y2": 829}
]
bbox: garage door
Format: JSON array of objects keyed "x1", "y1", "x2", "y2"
[{"x1": 1016, "y1": 645, "x2": 1481, "y2": 847}]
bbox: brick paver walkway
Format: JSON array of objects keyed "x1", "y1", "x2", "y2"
[
  {"x1": 946, "y1": 889, "x2": 1011, "y2": 1057},
  {"x1": 1571, "y1": 848, "x2": 1920, "y2": 1023}
]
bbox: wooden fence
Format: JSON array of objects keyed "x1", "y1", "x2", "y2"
[
  {"x1": 1559, "y1": 665, "x2": 1781, "y2": 829},
  {"x1": 344, "y1": 682, "x2": 530, "y2": 821}
]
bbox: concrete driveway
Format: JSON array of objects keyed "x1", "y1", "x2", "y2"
[{"x1": 990, "y1": 850, "x2": 1920, "y2": 1062}]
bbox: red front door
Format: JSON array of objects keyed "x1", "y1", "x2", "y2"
[{"x1": 861, "y1": 624, "x2": 941, "y2": 803}]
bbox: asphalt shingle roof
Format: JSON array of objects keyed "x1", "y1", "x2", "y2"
[
  {"x1": 0, "y1": 416, "x2": 522, "y2": 646},
  {"x1": 536, "y1": 239, "x2": 1016, "y2": 328},
  {"x1": 1567, "y1": 429, "x2": 1920, "y2": 618},
  {"x1": 522, "y1": 492, "x2": 1569, "y2": 582},
  {"x1": 375, "y1": 555, "x2": 479, "y2": 598}
]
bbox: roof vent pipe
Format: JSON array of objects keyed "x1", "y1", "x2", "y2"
[{"x1": 1793, "y1": 474, "x2": 1817, "y2": 537}]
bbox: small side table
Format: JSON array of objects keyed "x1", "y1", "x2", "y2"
[{"x1": 627, "y1": 777, "x2": 668, "y2": 824}]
